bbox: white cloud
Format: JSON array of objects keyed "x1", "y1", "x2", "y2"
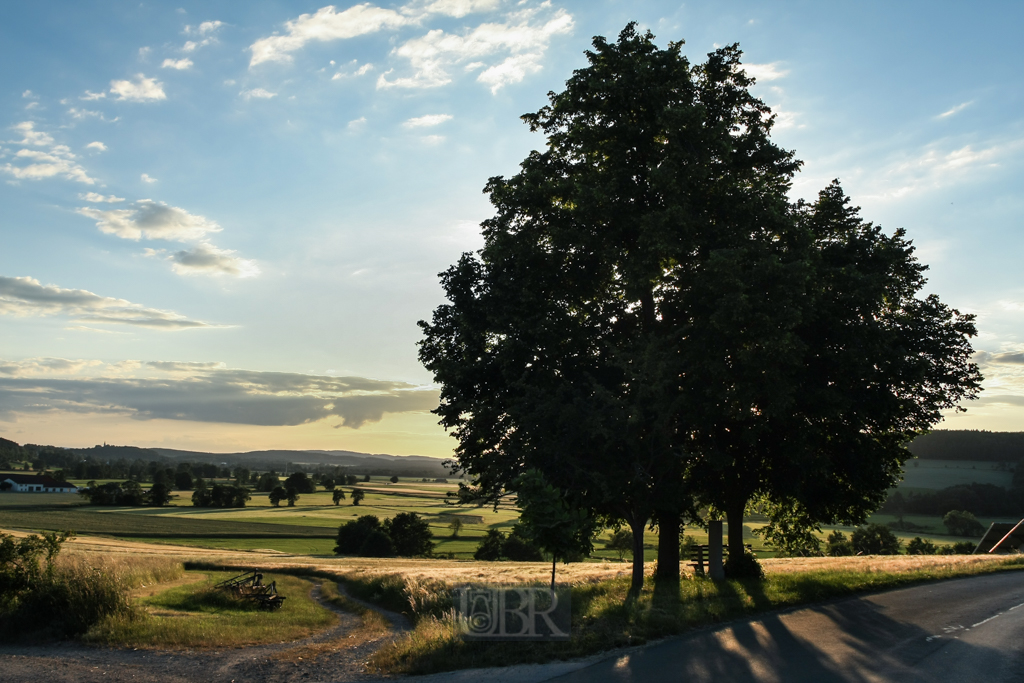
[
  {"x1": 85, "y1": 141, "x2": 107, "y2": 151},
  {"x1": 862, "y1": 138, "x2": 1022, "y2": 200},
  {"x1": 250, "y1": 4, "x2": 408, "y2": 67},
  {"x1": 68, "y1": 107, "x2": 104, "y2": 120},
  {"x1": 141, "y1": 173, "x2": 157, "y2": 183},
  {"x1": 2, "y1": 123, "x2": 97, "y2": 184},
  {"x1": 421, "y1": 134, "x2": 445, "y2": 144},
  {"x1": 0, "y1": 275, "x2": 212, "y2": 329},
  {"x1": 0, "y1": 357, "x2": 103, "y2": 377},
  {"x1": 188, "y1": 20, "x2": 225, "y2": 35},
  {"x1": 109, "y1": 74, "x2": 167, "y2": 101},
  {"x1": 138, "y1": 46, "x2": 151, "y2": 60},
  {"x1": 938, "y1": 101, "x2": 973, "y2": 119},
  {"x1": 241, "y1": 88, "x2": 277, "y2": 99},
  {"x1": 80, "y1": 90, "x2": 106, "y2": 101},
  {"x1": 402, "y1": 113, "x2": 452, "y2": 128},
  {"x1": 0, "y1": 362, "x2": 438, "y2": 427},
  {"x1": 165, "y1": 242, "x2": 261, "y2": 278},
  {"x1": 77, "y1": 199, "x2": 221, "y2": 242},
  {"x1": 79, "y1": 192, "x2": 124, "y2": 203},
  {"x1": 378, "y1": 6, "x2": 573, "y2": 92},
  {"x1": 10, "y1": 121, "x2": 53, "y2": 146},
  {"x1": 22, "y1": 90, "x2": 36, "y2": 99},
  {"x1": 348, "y1": 116, "x2": 367, "y2": 129},
  {"x1": 744, "y1": 62, "x2": 789, "y2": 82},
  {"x1": 162, "y1": 58, "x2": 194, "y2": 70},
  {"x1": 332, "y1": 61, "x2": 374, "y2": 79},
  {"x1": 412, "y1": 0, "x2": 500, "y2": 18}
]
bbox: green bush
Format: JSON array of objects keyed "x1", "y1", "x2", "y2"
[
  {"x1": 825, "y1": 530, "x2": 854, "y2": 556},
  {"x1": 851, "y1": 524, "x2": 902, "y2": 555},
  {"x1": 724, "y1": 552, "x2": 764, "y2": 580},
  {"x1": 383, "y1": 512, "x2": 434, "y2": 557},
  {"x1": 907, "y1": 537, "x2": 937, "y2": 555},
  {"x1": 0, "y1": 531, "x2": 137, "y2": 640},
  {"x1": 943, "y1": 510, "x2": 985, "y2": 537}
]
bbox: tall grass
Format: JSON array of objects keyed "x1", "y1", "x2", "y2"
[
  {"x1": 0, "y1": 551, "x2": 183, "y2": 641},
  {"x1": 366, "y1": 555, "x2": 1024, "y2": 674},
  {"x1": 87, "y1": 571, "x2": 336, "y2": 648}
]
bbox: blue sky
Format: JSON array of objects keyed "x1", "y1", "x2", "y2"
[{"x1": 1, "y1": 1, "x2": 1022, "y2": 455}]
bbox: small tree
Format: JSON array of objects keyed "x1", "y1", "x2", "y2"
[
  {"x1": 322, "y1": 477, "x2": 335, "y2": 490},
  {"x1": 269, "y1": 486, "x2": 287, "y2": 507},
  {"x1": 284, "y1": 472, "x2": 316, "y2": 494},
  {"x1": 351, "y1": 488, "x2": 365, "y2": 506},
  {"x1": 286, "y1": 486, "x2": 299, "y2": 507},
  {"x1": 448, "y1": 517, "x2": 464, "y2": 538},
  {"x1": 363, "y1": 474, "x2": 371, "y2": 482},
  {"x1": 389, "y1": 475, "x2": 399, "y2": 484},
  {"x1": 943, "y1": 510, "x2": 984, "y2": 537},
  {"x1": 514, "y1": 469, "x2": 596, "y2": 588},
  {"x1": 148, "y1": 482, "x2": 171, "y2": 507},
  {"x1": 907, "y1": 537, "x2": 937, "y2": 555},
  {"x1": 332, "y1": 488, "x2": 345, "y2": 505},
  {"x1": 383, "y1": 512, "x2": 434, "y2": 556},
  {"x1": 173, "y1": 471, "x2": 193, "y2": 491},
  {"x1": 256, "y1": 472, "x2": 281, "y2": 492},
  {"x1": 605, "y1": 529, "x2": 634, "y2": 561},
  {"x1": 825, "y1": 530, "x2": 854, "y2": 556},
  {"x1": 851, "y1": 524, "x2": 902, "y2": 555},
  {"x1": 474, "y1": 529, "x2": 506, "y2": 561}
]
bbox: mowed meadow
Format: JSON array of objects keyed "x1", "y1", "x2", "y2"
[{"x1": 0, "y1": 469, "x2": 1015, "y2": 561}]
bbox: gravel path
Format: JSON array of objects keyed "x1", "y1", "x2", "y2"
[{"x1": 0, "y1": 583, "x2": 405, "y2": 683}]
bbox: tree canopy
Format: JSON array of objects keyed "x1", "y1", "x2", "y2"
[{"x1": 419, "y1": 23, "x2": 981, "y2": 589}]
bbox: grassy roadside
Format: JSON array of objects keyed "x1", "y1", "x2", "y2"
[
  {"x1": 365, "y1": 555, "x2": 1024, "y2": 675},
  {"x1": 85, "y1": 571, "x2": 336, "y2": 648}
]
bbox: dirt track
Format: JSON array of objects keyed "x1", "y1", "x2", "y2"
[{"x1": 0, "y1": 582, "x2": 404, "y2": 683}]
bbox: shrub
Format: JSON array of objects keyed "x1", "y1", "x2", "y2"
[
  {"x1": 383, "y1": 512, "x2": 434, "y2": 557},
  {"x1": 473, "y1": 529, "x2": 505, "y2": 561},
  {"x1": 724, "y1": 551, "x2": 764, "y2": 580},
  {"x1": 938, "y1": 541, "x2": 977, "y2": 554},
  {"x1": 907, "y1": 537, "x2": 937, "y2": 555},
  {"x1": 335, "y1": 516, "x2": 385, "y2": 555},
  {"x1": 0, "y1": 531, "x2": 139, "y2": 640},
  {"x1": 605, "y1": 529, "x2": 634, "y2": 560},
  {"x1": 269, "y1": 486, "x2": 287, "y2": 507},
  {"x1": 284, "y1": 472, "x2": 316, "y2": 494},
  {"x1": 192, "y1": 484, "x2": 250, "y2": 508},
  {"x1": 851, "y1": 524, "x2": 902, "y2": 555},
  {"x1": 825, "y1": 530, "x2": 854, "y2": 556},
  {"x1": 360, "y1": 530, "x2": 396, "y2": 557},
  {"x1": 472, "y1": 526, "x2": 543, "y2": 561},
  {"x1": 943, "y1": 510, "x2": 985, "y2": 537}
]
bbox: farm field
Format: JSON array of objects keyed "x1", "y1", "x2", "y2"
[
  {"x1": 1, "y1": 472, "x2": 1000, "y2": 559},
  {"x1": 897, "y1": 459, "x2": 1013, "y2": 491}
]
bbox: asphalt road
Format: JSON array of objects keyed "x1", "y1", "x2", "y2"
[{"x1": 549, "y1": 571, "x2": 1024, "y2": 683}]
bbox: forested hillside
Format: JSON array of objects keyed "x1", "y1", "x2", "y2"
[{"x1": 909, "y1": 431, "x2": 1024, "y2": 462}]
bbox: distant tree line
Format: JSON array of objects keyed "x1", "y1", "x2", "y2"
[
  {"x1": 883, "y1": 479, "x2": 1024, "y2": 519},
  {"x1": 909, "y1": 430, "x2": 1024, "y2": 462}
]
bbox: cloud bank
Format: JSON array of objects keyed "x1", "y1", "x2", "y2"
[
  {"x1": 0, "y1": 360, "x2": 438, "y2": 428},
  {"x1": 0, "y1": 276, "x2": 213, "y2": 329}
]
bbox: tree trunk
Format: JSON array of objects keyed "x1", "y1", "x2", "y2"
[
  {"x1": 627, "y1": 514, "x2": 646, "y2": 596},
  {"x1": 655, "y1": 511, "x2": 680, "y2": 584},
  {"x1": 726, "y1": 501, "x2": 746, "y2": 562}
]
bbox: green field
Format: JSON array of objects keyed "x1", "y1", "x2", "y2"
[
  {"x1": 0, "y1": 473, "x2": 993, "y2": 558},
  {"x1": 898, "y1": 459, "x2": 1013, "y2": 491}
]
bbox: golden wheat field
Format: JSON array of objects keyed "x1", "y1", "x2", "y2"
[{"x1": 4, "y1": 528, "x2": 1012, "y2": 587}]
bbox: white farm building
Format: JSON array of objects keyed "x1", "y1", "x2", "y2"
[{"x1": 1, "y1": 473, "x2": 78, "y2": 493}]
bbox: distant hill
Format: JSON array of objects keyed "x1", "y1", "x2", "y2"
[
  {"x1": 150, "y1": 447, "x2": 453, "y2": 477},
  {"x1": 909, "y1": 431, "x2": 1024, "y2": 462}
]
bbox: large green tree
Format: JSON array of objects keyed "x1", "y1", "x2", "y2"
[
  {"x1": 419, "y1": 24, "x2": 800, "y2": 591},
  {"x1": 680, "y1": 183, "x2": 981, "y2": 564}
]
